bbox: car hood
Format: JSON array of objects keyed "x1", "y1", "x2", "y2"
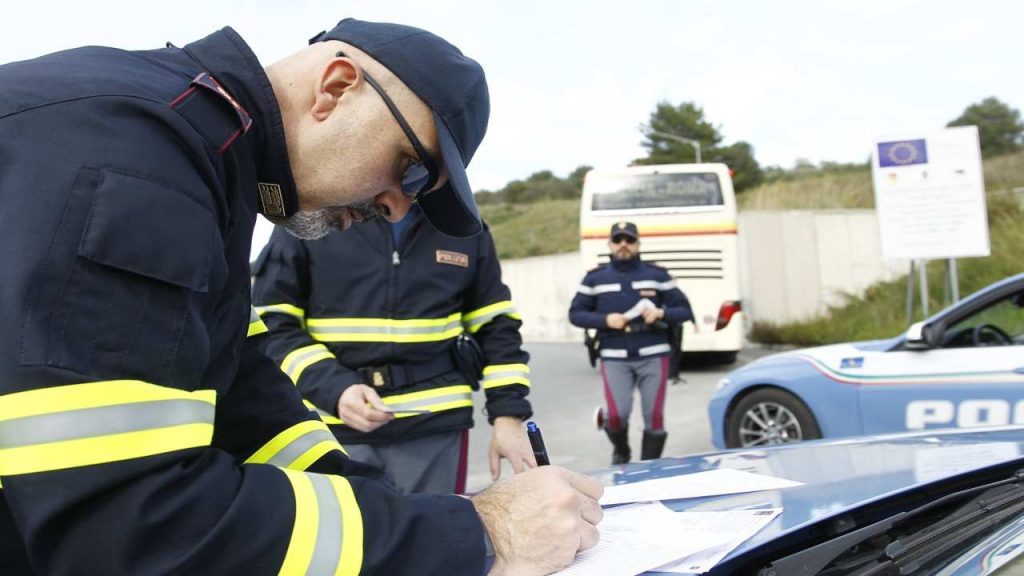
[
  {"x1": 590, "y1": 426, "x2": 1024, "y2": 574},
  {"x1": 733, "y1": 336, "x2": 901, "y2": 374}
]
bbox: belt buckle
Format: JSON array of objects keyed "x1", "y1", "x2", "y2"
[{"x1": 370, "y1": 368, "x2": 387, "y2": 387}]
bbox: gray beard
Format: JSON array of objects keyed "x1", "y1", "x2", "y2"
[{"x1": 269, "y1": 200, "x2": 383, "y2": 240}]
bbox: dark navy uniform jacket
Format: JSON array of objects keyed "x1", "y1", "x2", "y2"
[
  {"x1": 569, "y1": 257, "x2": 694, "y2": 360},
  {"x1": 0, "y1": 28, "x2": 485, "y2": 575},
  {"x1": 251, "y1": 215, "x2": 532, "y2": 445}
]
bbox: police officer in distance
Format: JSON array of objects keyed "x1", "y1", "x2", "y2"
[
  {"x1": 0, "y1": 18, "x2": 602, "y2": 575},
  {"x1": 569, "y1": 222, "x2": 695, "y2": 464},
  {"x1": 253, "y1": 204, "x2": 536, "y2": 495}
]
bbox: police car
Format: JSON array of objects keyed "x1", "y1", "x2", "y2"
[{"x1": 709, "y1": 273, "x2": 1024, "y2": 449}]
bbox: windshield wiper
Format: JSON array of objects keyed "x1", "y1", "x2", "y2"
[{"x1": 760, "y1": 469, "x2": 1024, "y2": 576}]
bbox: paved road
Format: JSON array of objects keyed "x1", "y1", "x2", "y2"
[{"x1": 465, "y1": 342, "x2": 771, "y2": 492}]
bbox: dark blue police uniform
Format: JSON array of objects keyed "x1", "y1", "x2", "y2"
[
  {"x1": 0, "y1": 28, "x2": 485, "y2": 575},
  {"x1": 569, "y1": 254, "x2": 694, "y2": 463},
  {"x1": 252, "y1": 212, "x2": 531, "y2": 493}
]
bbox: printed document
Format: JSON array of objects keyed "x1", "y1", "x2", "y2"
[
  {"x1": 656, "y1": 508, "x2": 783, "y2": 574},
  {"x1": 600, "y1": 468, "x2": 802, "y2": 506},
  {"x1": 554, "y1": 503, "x2": 735, "y2": 576}
]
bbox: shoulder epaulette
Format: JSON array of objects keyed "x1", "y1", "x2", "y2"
[{"x1": 169, "y1": 72, "x2": 253, "y2": 155}]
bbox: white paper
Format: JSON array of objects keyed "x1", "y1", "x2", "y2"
[
  {"x1": 623, "y1": 298, "x2": 657, "y2": 320},
  {"x1": 600, "y1": 468, "x2": 802, "y2": 506},
  {"x1": 656, "y1": 508, "x2": 783, "y2": 574},
  {"x1": 554, "y1": 503, "x2": 734, "y2": 576},
  {"x1": 913, "y1": 442, "x2": 1020, "y2": 483}
]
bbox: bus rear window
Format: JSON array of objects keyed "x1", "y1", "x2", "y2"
[{"x1": 589, "y1": 173, "x2": 723, "y2": 210}]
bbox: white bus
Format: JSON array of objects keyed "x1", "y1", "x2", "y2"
[{"x1": 579, "y1": 163, "x2": 743, "y2": 363}]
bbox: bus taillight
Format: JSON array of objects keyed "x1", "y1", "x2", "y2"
[{"x1": 716, "y1": 301, "x2": 741, "y2": 331}]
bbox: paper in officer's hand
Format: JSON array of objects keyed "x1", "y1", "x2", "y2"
[{"x1": 623, "y1": 298, "x2": 656, "y2": 321}]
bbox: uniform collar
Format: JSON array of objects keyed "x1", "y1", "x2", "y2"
[
  {"x1": 183, "y1": 27, "x2": 300, "y2": 217},
  {"x1": 610, "y1": 255, "x2": 642, "y2": 272}
]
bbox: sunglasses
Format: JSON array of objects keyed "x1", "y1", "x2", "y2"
[
  {"x1": 611, "y1": 235, "x2": 637, "y2": 245},
  {"x1": 337, "y1": 51, "x2": 440, "y2": 198}
]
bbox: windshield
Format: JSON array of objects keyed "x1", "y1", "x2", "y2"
[{"x1": 589, "y1": 172, "x2": 724, "y2": 211}]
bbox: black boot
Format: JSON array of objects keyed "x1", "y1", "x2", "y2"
[
  {"x1": 605, "y1": 428, "x2": 631, "y2": 464},
  {"x1": 641, "y1": 430, "x2": 668, "y2": 460}
]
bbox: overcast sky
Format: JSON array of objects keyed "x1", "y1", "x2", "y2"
[{"x1": 4, "y1": 0, "x2": 1021, "y2": 192}]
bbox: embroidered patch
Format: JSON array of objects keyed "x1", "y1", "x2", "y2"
[
  {"x1": 258, "y1": 183, "x2": 285, "y2": 216},
  {"x1": 436, "y1": 250, "x2": 469, "y2": 267},
  {"x1": 639, "y1": 289, "x2": 657, "y2": 297}
]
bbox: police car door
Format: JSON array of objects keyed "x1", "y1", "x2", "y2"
[{"x1": 858, "y1": 288, "x2": 1024, "y2": 435}]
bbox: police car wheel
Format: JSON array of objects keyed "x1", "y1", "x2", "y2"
[{"x1": 725, "y1": 388, "x2": 821, "y2": 449}]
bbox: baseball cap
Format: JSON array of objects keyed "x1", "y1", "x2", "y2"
[
  {"x1": 609, "y1": 221, "x2": 639, "y2": 241},
  {"x1": 311, "y1": 18, "x2": 487, "y2": 237}
]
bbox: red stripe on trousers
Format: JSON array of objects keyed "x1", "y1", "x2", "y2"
[
  {"x1": 652, "y1": 356, "x2": 669, "y2": 430},
  {"x1": 455, "y1": 429, "x2": 469, "y2": 494},
  {"x1": 601, "y1": 362, "x2": 622, "y2": 431}
]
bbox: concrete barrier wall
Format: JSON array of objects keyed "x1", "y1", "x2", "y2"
[{"x1": 503, "y1": 209, "x2": 908, "y2": 341}]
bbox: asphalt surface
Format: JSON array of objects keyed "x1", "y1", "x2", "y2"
[{"x1": 465, "y1": 342, "x2": 772, "y2": 492}]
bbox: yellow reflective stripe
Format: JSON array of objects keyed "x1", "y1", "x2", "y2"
[
  {"x1": 0, "y1": 381, "x2": 217, "y2": 476},
  {"x1": 462, "y1": 300, "x2": 521, "y2": 334},
  {"x1": 281, "y1": 344, "x2": 336, "y2": 384},
  {"x1": 0, "y1": 424, "x2": 213, "y2": 476},
  {"x1": 248, "y1": 307, "x2": 269, "y2": 336},
  {"x1": 307, "y1": 313, "x2": 464, "y2": 343},
  {"x1": 278, "y1": 469, "x2": 319, "y2": 575},
  {"x1": 246, "y1": 420, "x2": 347, "y2": 468},
  {"x1": 248, "y1": 319, "x2": 269, "y2": 337},
  {"x1": 0, "y1": 380, "x2": 214, "y2": 419},
  {"x1": 256, "y1": 303, "x2": 306, "y2": 322},
  {"x1": 304, "y1": 400, "x2": 344, "y2": 425},
  {"x1": 383, "y1": 385, "x2": 473, "y2": 405},
  {"x1": 329, "y1": 475, "x2": 364, "y2": 576},
  {"x1": 277, "y1": 469, "x2": 362, "y2": 576},
  {"x1": 481, "y1": 363, "x2": 531, "y2": 389}
]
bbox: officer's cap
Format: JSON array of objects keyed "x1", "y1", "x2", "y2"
[
  {"x1": 312, "y1": 18, "x2": 487, "y2": 237},
  {"x1": 609, "y1": 221, "x2": 639, "y2": 241}
]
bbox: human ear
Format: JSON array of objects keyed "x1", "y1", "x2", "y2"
[{"x1": 311, "y1": 56, "x2": 361, "y2": 121}]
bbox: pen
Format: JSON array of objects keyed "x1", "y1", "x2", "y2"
[{"x1": 526, "y1": 421, "x2": 551, "y2": 466}]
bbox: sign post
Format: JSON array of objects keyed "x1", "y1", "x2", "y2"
[{"x1": 871, "y1": 126, "x2": 989, "y2": 320}]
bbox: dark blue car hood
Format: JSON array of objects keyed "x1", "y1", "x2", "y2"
[{"x1": 591, "y1": 426, "x2": 1024, "y2": 574}]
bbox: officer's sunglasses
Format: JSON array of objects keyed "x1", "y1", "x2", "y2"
[
  {"x1": 337, "y1": 51, "x2": 440, "y2": 198},
  {"x1": 611, "y1": 235, "x2": 637, "y2": 245}
]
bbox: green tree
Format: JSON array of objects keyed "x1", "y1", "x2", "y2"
[
  {"x1": 709, "y1": 141, "x2": 763, "y2": 192},
  {"x1": 634, "y1": 101, "x2": 722, "y2": 165},
  {"x1": 947, "y1": 97, "x2": 1024, "y2": 157}
]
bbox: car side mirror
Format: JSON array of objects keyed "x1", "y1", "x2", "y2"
[{"x1": 905, "y1": 321, "x2": 938, "y2": 350}]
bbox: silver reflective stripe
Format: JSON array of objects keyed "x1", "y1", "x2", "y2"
[
  {"x1": 249, "y1": 307, "x2": 261, "y2": 323},
  {"x1": 577, "y1": 283, "x2": 622, "y2": 296},
  {"x1": 283, "y1": 346, "x2": 331, "y2": 378},
  {"x1": 386, "y1": 391, "x2": 473, "y2": 412},
  {"x1": 600, "y1": 349, "x2": 628, "y2": 359},
  {"x1": 309, "y1": 319, "x2": 461, "y2": 336},
  {"x1": 639, "y1": 343, "x2": 672, "y2": 356},
  {"x1": 0, "y1": 399, "x2": 215, "y2": 448},
  {"x1": 264, "y1": 428, "x2": 338, "y2": 468},
  {"x1": 482, "y1": 369, "x2": 528, "y2": 382},
  {"x1": 308, "y1": 474, "x2": 344, "y2": 574},
  {"x1": 632, "y1": 280, "x2": 678, "y2": 291},
  {"x1": 464, "y1": 306, "x2": 517, "y2": 331}
]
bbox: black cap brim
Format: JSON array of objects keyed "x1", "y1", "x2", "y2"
[{"x1": 417, "y1": 111, "x2": 483, "y2": 238}]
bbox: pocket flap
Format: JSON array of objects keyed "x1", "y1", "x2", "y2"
[{"x1": 78, "y1": 169, "x2": 217, "y2": 292}]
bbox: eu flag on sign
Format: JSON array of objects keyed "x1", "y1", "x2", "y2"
[{"x1": 878, "y1": 139, "x2": 928, "y2": 167}]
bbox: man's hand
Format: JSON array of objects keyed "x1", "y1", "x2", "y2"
[
  {"x1": 641, "y1": 307, "x2": 665, "y2": 324},
  {"x1": 336, "y1": 384, "x2": 394, "y2": 433},
  {"x1": 489, "y1": 416, "x2": 537, "y2": 481},
  {"x1": 472, "y1": 466, "x2": 603, "y2": 575},
  {"x1": 605, "y1": 313, "x2": 628, "y2": 330}
]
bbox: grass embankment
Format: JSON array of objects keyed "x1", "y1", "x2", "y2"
[
  {"x1": 750, "y1": 151, "x2": 1024, "y2": 346},
  {"x1": 479, "y1": 199, "x2": 580, "y2": 259}
]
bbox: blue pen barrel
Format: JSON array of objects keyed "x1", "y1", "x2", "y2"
[{"x1": 526, "y1": 421, "x2": 551, "y2": 466}]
